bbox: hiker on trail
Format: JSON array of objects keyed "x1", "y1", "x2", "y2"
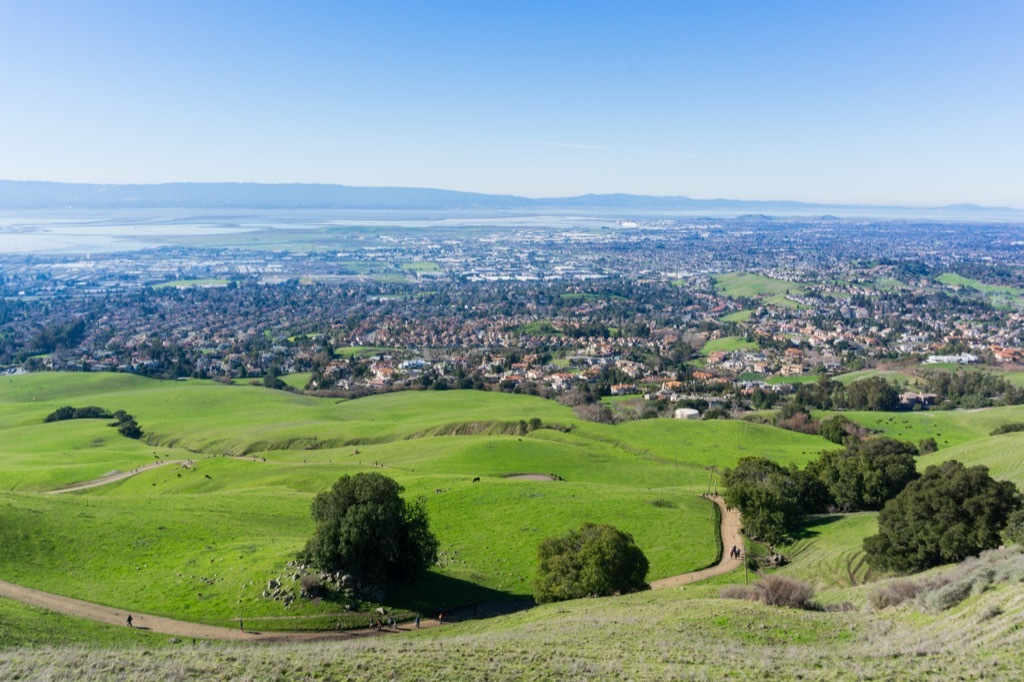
[
  {"x1": 415, "y1": 614, "x2": 421, "y2": 628},
  {"x1": 126, "y1": 614, "x2": 133, "y2": 627},
  {"x1": 438, "y1": 612, "x2": 444, "y2": 625},
  {"x1": 239, "y1": 620, "x2": 244, "y2": 631}
]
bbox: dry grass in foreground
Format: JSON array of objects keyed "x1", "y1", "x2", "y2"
[{"x1": 3, "y1": 578, "x2": 1024, "y2": 681}]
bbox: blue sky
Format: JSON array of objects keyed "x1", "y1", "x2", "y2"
[{"x1": 1, "y1": 1, "x2": 1021, "y2": 206}]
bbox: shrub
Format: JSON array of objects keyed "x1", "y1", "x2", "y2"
[
  {"x1": 534, "y1": 522, "x2": 649, "y2": 603},
  {"x1": 868, "y1": 580, "x2": 920, "y2": 610},
  {"x1": 721, "y1": 575, "x2": 816, "y2": 610},
  {"x1": 868, "y1": 547, "x2": 1024, "y2": 612},
  {"x1": 720, "y1": 585, "x2": 756, "y2": 601},
  {"x1": 992, "y1": 422, "x2": 1024, "y2": 436},
  {"x1": 918, "y1": 579, "x2": 974, "y2": 612},
  {"x1": 648, "y1": 499, "x2": 676, "y2": 509},
  {"x1": 44, "y1": 405, "x2": 113, "y2": 422},
  {"x1": 1003, "y1": 508, "x2": 1024, "y2": 546},
  {"x1": 979, "y1": 605, "x2": 1004, "y2": 621},
  {"x1": 756, "y1": 574, "x2": 816, "y2": 609}
]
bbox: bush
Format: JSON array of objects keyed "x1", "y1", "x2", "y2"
[
  {"x1": 112, "y1": 410, "x2": 143, "y2": 439},
  {"x1": 918, "y1": 579, "x2": 974, "y2": 612},
  {"x1": 1003, "y1": 508, "x2": 1024, "y2": 546},
  {"x1": 991, "y1": 422, "x2": 1024, "y2": 436},
  {"x1": 44, "y1": 405, "x2": 113, "y2": 422},
  {"x1": 756, "y1": 574, "x2": 816, "y2": 609},
  {"x1": 720, "y1": 584, "x2": 756, "y2": 601},
  {"x1": 534, "y1": 523, "x2": 649, "y2": 603},
  {"x1": 868, "y1": 580, "x2": 920, "y2": 610},
  {"x1": 868, "y1": 546, "x2": 1024, "y2": 612},
  {"x1": 721, "y1": 575, "x2": 816, "y2": 610}
]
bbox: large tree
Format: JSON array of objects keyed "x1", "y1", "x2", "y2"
[
  {"x1": 534, "y1": 523, "x2": 649, "y2": 603},
  {"x1": 845, "y1": 376, "x2": 900, "y2": 411},
  {"x1": 300, "y1": 473, "x2": 438, "y2": 587},
  {"x1": 806, "y1": 437, "x2": 919, "y2": 512},
  {"x1": 864, "y1": 460, "x2": 1022, "y2": 573},
  {"x1": 722, "y1": 457, "x2": 828, "y2": 544}
]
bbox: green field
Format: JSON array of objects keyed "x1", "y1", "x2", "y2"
[
  {"x1": 152, "y1": 278, "x2": 230, "y2": 289},
  {"x1": 713, "y1": 272, "x2": 807, "y2": 309},
  {"x1": 938, "y1": 272, "x2": 1024, "y2": 308},
  {"x1": 401, "y1": 261, "x2": 441, "y2": 272},
  {"x1": 4, "y1": 372, "x2": 1024, "y2": 677},
  {"x1": 5, "y1": 373, "x2": 820, "y2": 629},
  {"x1": 700, "y1": 335, "x2": 758, "y2": 355},
  {"x1": 333, "y1": 345, "x2": 396, "y2": 357},
  {"x1": 720, "y1": 309, "x2": 753, "y2": 323}
]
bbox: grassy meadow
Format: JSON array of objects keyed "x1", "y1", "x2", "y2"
[
  {"x1": 699, "y1": 335, "x2": 758, "y2": 355},
  {"x1": 713, "y1": 272, "x2": 807, "y2": 308},
  {"x1": 4, "y1": 372, "x2": 828, "y2": 631},
  {"x1": 4, "y1": 372, "x2": 1024, "y2": 677}
]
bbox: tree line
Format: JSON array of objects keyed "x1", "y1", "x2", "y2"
[{"x1": 723, "y1": 438, "x2": 1022, "y2": 573}]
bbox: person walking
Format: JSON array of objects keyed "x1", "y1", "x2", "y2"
[
  {"x1": 126, "y1": 614, "x2": 133, "y2": 627},
  {"x1": 415, "y1": 614, "x2": 421, "y2": 629}
]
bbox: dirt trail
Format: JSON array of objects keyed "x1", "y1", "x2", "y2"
[
  {"x1": 46, "y1": 460, "x2": 183, "y2": 494},
  {"x1": 650, "y1": 495, "x2": 743, "y2": 589},
  {"x1": 0, "y1": 578, "x2": 443, "y2": 642},
  {"x1": 0, "y1": 495, "x2": 742, "y2": 641}
]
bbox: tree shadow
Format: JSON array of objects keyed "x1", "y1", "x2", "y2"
[
  {"x1": 387, "y1": 571, "x2": 533, "y2": 620},
  {"x1": 790, "y1": 514, "x2": 846, "y2": 541}
]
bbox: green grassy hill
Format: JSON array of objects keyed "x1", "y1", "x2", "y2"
[
  {"x1": 5, "y1": 373, "x2": 837, "y2": 629},
  {"x1": 4, "y1": 372, "x2": 1024, "y2": 677}
]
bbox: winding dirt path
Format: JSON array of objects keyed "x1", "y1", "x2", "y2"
[
  {"x1": 650, "y1": 495, "x2": 743, "y2": 589},
  {"x1": 0, "y1": 495, "x2": 742, "y2": 641},
  {"x1": 0, "y1": 578, "x2": 442, "y2": 642},
  {"x1": 45, "y1": 460, "x2": 183, "y2": 494}
]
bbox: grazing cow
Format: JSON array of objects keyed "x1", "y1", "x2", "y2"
[{"x1": 472, "y1": 477, "x2": 480, "y2": 483}]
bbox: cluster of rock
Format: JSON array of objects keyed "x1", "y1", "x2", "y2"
[
  {"x1": 262, "y1": 577, "x2": 295, "y2": 607},
  {"x1": 258, "y1": 561, "x2": 369, "y2": 608}
]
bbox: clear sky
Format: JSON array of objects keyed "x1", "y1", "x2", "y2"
[{"x1": 1, "y1": 1, "x2": 1021, "y2": 206}]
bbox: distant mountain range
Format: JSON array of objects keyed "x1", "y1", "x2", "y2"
[{"x1": 0, "y1": 179, "x2": 1019, "y2": 215}]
